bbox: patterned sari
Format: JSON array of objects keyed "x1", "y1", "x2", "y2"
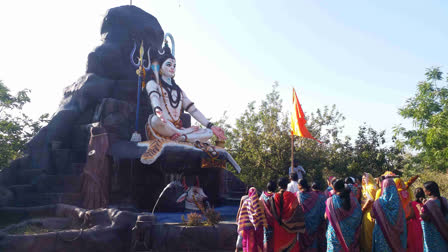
[
  {"x1": 297, "y1": 190, "x2": 326, "y2": 252},
  {"x1": 238, "y1": 187, "x2": 268, "y2": 252},
  {"x1": 260, "y1": 191, "x2": 275, "y2": 252},
  {"x1": 421, "y1": 197, "x2": 448, "y2": 252},
  {"x1": 325, "y1": 193, "x2": 362, "y2": 252},
  {"x1": 263, "y1": 190, "x2": 305, "y2": 252},
  {"x1": 360, "y1": 173, "x2": 377, "y2": 252},
  {"x1": 372, "y1": 178, "x2": 406, "y2": 252}
]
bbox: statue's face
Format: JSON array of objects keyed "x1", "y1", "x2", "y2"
[{"x1": 160, "y1": 58, "x2": 176, "y2": 78}]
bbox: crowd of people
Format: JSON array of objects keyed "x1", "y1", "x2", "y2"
[{"x1": 235, "y1": 171, "x2": 448, "y2": 252}]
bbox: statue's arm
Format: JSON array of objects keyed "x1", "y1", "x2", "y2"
[
  {"x1": 146, "y1": 80, "x2": 162, "y2": 112},
  {"x1": 182, "y1": 91, "x2": 212, "y2": 128}
]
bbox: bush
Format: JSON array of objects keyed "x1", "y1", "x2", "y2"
[
  {"x1": 182, "y1": 212, "x2": 203, "y2": 226},
  {"x1": 405, "y1": 169, "x2": 448, "y2": 198},
  {"x1": 204, "y1": 208, "x2": 221, "y2": 226}
]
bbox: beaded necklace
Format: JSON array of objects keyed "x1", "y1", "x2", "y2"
[
  {"x1": 158, "y1": 79, "x2": 182, "y2": 128},
  {"x1": 160, "y1": 78, "x2": 181, "y2": 108}
]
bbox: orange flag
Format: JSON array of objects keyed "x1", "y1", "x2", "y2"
[{"x1": 291, "y1": 88, "x2": 321, "y2": 143}]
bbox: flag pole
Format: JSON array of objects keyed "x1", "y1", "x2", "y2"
[{"x1": 291, "y1": 131, "x2": 294, "y2": 174}]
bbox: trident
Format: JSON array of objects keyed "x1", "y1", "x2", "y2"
[{"x1": 130, "y1": 41, "x2": 151, "y2": 142}]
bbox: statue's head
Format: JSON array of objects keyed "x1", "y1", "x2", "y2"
[
  {"x1": 154, "y1": 33, "x2": 176, "y2": 79},
  {"x1": 160, "y1": 57, "x2": 176, "y2": 79}
]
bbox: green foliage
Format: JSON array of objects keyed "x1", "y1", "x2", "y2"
[
  {"x1": 225, "y1": 83, "x2": 291, "y2": 189},
  {"x1": 225, "y1": 84, "x2": 398, "y2": 190},
  {"x1": 203, "y1": 207, "x2": 221, "y2": 226},
  {"x1": 405, "y1": 169, "x2": 448, "y2": 198},
  {"x1": 395, "y1": 67, "x2": 448, "y2": 171},
  {"x1": 182, "y1": 212, "x2": 203, "y2": 226},
  {"x1": 0, "y1": 80, "x2": 49, "y2": 170}
]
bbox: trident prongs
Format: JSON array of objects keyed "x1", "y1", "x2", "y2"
[
  {"x1": 130, "y1": 41, "x2": 139, "y2": 67},
  {"x1": 130, "y1": 40, "x2": 151, "y2": 70},
  {"x1": 144, "y1": 47, "x2": 151, "y2": 71}
]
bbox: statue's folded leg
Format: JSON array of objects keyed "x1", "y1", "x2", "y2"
[
  {"x1": 149, "y1": 115, "x2": 213, "y2": 142},
  {"x1": 150, "y1": 115, "x2": 182, "y2": 137},
  {"x1": 184, "y1": 128, "x2": 213, "y2": 143}
]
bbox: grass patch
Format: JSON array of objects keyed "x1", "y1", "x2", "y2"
[{"x1": 7, "y1": 223, "x2": 50, "y2": 235}]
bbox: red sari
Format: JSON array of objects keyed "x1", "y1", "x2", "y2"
[
  {"x1": 407, "y1": 201, "x2": 423, "y2": 252},
  {"x1": 263, "y1": 190, "x2": 305, "y2": 252}
]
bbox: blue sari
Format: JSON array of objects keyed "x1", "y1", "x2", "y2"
[
  {"x1": 297, "y1": 191, "x2": 326, "y2": 252},
  {"x1": 372, "y1": 178, "x2": 406, "y2": 252},
  {"x1": 421, "y1": 198, "x2": 448, "y2": 252},
  {"x1": 325, "y1": 194, "x2": 362, "y2": 252}
]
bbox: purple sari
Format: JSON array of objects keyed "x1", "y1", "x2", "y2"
[{"x1": 422, "y1": 197, "x2": 448, "y2": 241}]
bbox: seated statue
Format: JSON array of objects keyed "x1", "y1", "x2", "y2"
[{"x1": 145, "y1": 36, "x2": 226, "y2": 143}]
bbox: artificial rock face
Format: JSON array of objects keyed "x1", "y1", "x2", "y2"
[
  {"x1": 0, "y1": 5, "x2": 167, "y2": 207},
  {"x1": 0, "y1": 5, "x2": 245, "y2": 210},
  {"x1": 26, "y1": 5, "x2": 165, "y2": 171}
]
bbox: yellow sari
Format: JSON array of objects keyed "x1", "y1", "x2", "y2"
[{"x1": 360, "y1": 173, "x2": 377, "y2": 252}]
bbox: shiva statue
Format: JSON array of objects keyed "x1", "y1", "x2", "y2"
[{"x1": 145, "y1": 34, "x2": 226, "y2": 143}]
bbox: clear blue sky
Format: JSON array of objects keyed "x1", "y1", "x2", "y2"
[{"x1": 0, "y1": 0, "x2": 447, "y2": 141}]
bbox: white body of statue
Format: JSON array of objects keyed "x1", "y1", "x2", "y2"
[
  {"x1": 145, "y1": 58, "x2": 226, "y2": 143},
  {"x1": 176, "y1": 185, "x2": 209, "y2": 211}
]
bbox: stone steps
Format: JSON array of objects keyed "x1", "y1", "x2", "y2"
[
  {"x1": 8, "y1": 184, "x2": 35, "y2": 197},
  {"x1": 34, "y1": 174, "x2": 82, "y2": 193},
  {"x1": 16, "y1": 169, "x2": 46, "y2": 184}
]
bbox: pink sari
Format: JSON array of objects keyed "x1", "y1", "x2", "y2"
[
  {"x1": 238, "y1": 187, "x2": 267, "y2": 252},
  {"x1": 407, "y1": 201, "x2": 423, "y2": 252}
]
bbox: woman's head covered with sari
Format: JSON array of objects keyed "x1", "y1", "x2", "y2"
[
  {"x1": 372, "y1": 178, "x2": 406, "y2": 251},
  {"x1": 362, "y1": 173, "x2": 377, "y2": 201},
  {"x1": 237, "y1": 187, "x2": 267, "y2": 233}
]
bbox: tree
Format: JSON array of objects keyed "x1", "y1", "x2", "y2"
[
  {"x1": 224, "y1": 83, "x2": 406, "y2": 189},
  {"x1": 0, "y1": 80, "x2": 49, "y2": 169},
  {"x1": 395, "y1": 67, "x2": 448, "y2": 171},
  {"x1": 225, "y1": 83, "x2": 291, "y2": 189}
]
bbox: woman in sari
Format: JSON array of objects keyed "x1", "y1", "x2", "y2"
[
  {"x1": 297, "y1": 179, "x2": 326, "y2": 252},
  {"x1": 325, "y1": 179, "x2": 362, "y2": 252},
  {"x1": 262, "y1": 177, "x2": 305, "y2": 252},
  {"x1": 419, "y1": 181, "x2": 448, "y2": 252},
  {"x1": 372, "y1": 178, "x2": 407, "y2": 252},
  {"x1": 407, "y1": 187, "x2": 425, "y2": 252},
  {"x1": 260, "y1": 180, "x2": 277, "y2": 252},
  {"x1": 360, "y1": 173, "x2": 377, "y2": 252},
  {"x1": 324, "y1": 176, "x2": 336, "y2": 198},
  {"x1": 237, "y1": 187, "x2": 268, "y2": 252},
  {"x1": 311, "y1": 182, "x2": 328, "y2": 251},
  {"x1": 394, "y1": 176, "x2": 419, "y2": 219},
  {"x1": 345, "y1": 177, "x2": 361, "y2": 202}
]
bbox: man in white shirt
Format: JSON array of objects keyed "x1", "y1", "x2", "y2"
[
  {"x1": 287, "y1": 172, "x2": 299, "y2": 194},
  {"x1": 290, "y1": 159, "x2": 306, "y2": 180}
]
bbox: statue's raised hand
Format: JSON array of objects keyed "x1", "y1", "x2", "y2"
[
  {"x1": 211, "y1": 126, "x2": 226, "y2": 141},
  {"x1": 155, "y1": 108, "x2": 166, "y2": 123}
]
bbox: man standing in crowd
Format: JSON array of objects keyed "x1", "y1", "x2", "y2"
[
  {"x1": 290, "y1": 159, "x2": 306, "y2": 180},
  {"x1": 287, "y1": 173, "x2": 299, "y2": 193}
]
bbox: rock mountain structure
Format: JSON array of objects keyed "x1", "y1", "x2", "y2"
[{"x1": 0, "y1": 5, "x2": 245, "y2": 211}]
